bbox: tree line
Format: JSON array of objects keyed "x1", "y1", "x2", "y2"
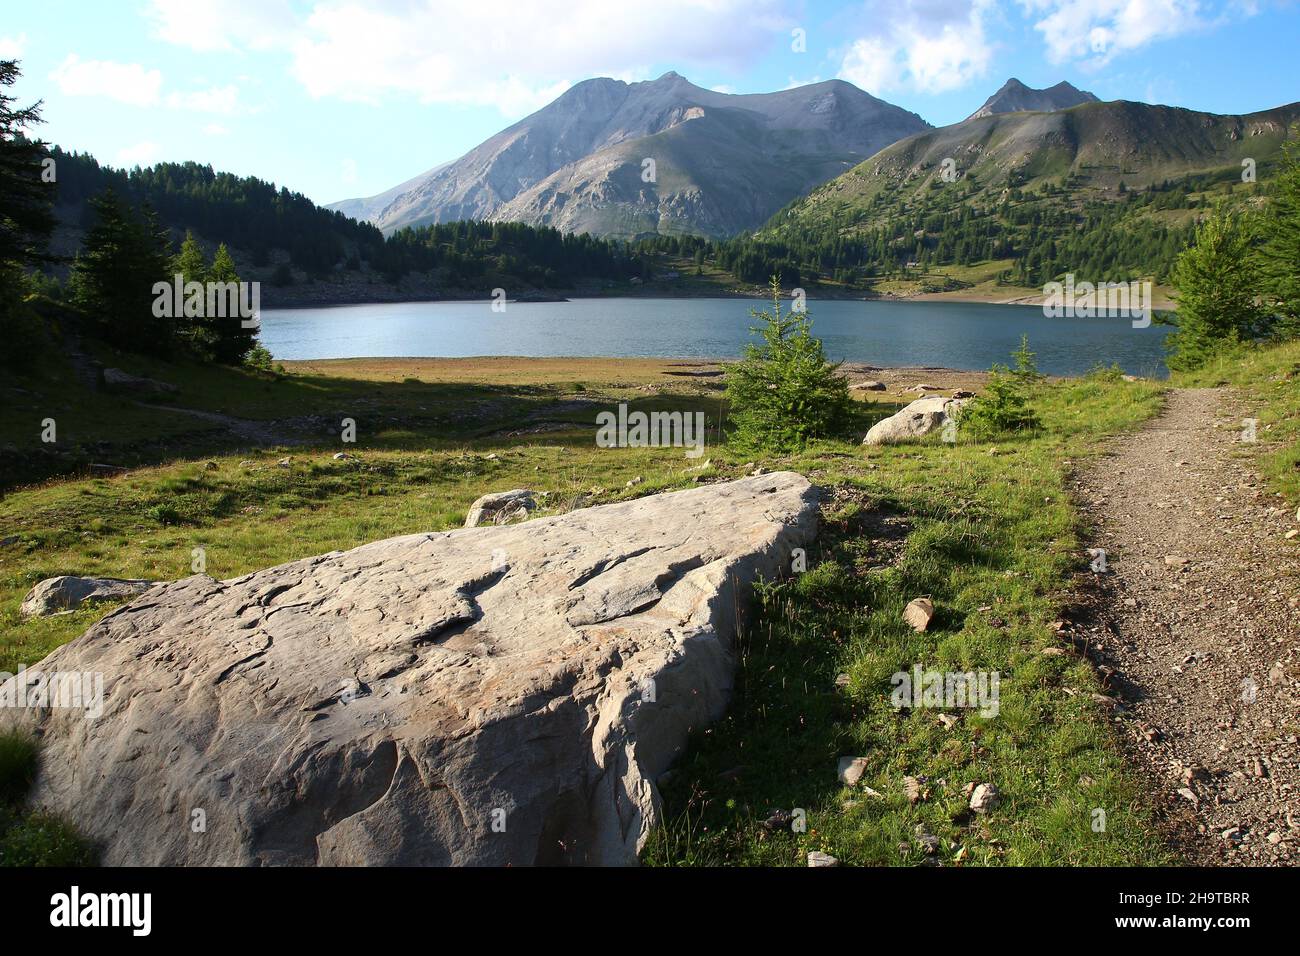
[{"x1": 1166, "y1": 141, "x2": 1300, "y2": 369}]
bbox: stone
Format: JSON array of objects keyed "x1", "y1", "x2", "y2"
[
  {"x1": 862, "y1": 396, "x2": 969, "y2": 445},
  {"x1": 903, "y1": 597, "x2": 935, "y2": 632},
  {"x1": 3, "y1": 472, "x2": 819, "y2": 866},
  {"x1": 19, "y1": 576, "x2": 160, "y2": 618},
  {"x1": 904, "y1": 775, "x2": 924, "y2": 804},
  {"x1": 969, "y1": 782, "x2": 1000, "y2": 813},
  {"x1": 463, "y1": 488, "x2": 536, "y2": 528},
  {"x1": 102, "y1": 367, "x2": 178, "y2": 396},
  {"x1": 807, "y1": 851, "x2": 839, "y2": 867},
  {"x1": 951, "y1": 389, "x2": 974, "y2": 399},
  {"x1": 1164, "y1": 555, "x2": 1190, "y2": 568},
  {"x1": 851, "y1": 380, "x2": 886, "y2": 391},
  {"x1": 838, "y1": 756, "x2": 869, "y2": 787}
]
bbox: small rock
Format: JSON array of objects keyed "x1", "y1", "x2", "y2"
[
  {"x1": 903, "y1": 597, "x2": 935, "y2": 632},
  {"x1": 834, "y1": 673, "x2": 851, "y2": 688},
  {"x1": 807, "y1": 851, "x2": 839, "y2": 868},
  {"x1": 103, "y1": 367, "x2": 178, "y2": 396},
  {"x1": 1286, "y1": 529, "x2": 1299, "y2": 540},
  {"x1": 277, "y1": 457, "x2": 292, "y2": 468},
  {"x1": 333, "y1": 452, "x2": 350, "y2": 460},
  {"x1": 1176, "y1": 787, "x2": 1199, "y2": 806},
  {"x1": 838, "y1": 756, "x2": 869, "y2": 787},
  {"x1": 1164, "y1": 555, "x2": 1190, "y2": 568},
  {"x1": 851, "y1": 380, "x2": 887, "y2": 391},
  {"x1": 625, "y1": 476, "x2": 643, "y2": 488},
  {"x1": 904, "y1": 775, "x2": 924, "y2": 804},
  {"x1": 464, "y1": 489, "x2": 537, "y2": 528},
  {"x1": 1041, "y1": 647, "x2": 1067, "y2": 657},
  {"x1": 762, "y1": 809, "x2": 793, "y2": 830},
  {"x1": 951, "y1": 389, "x2": 974, "y2": 399},
  {"x1": 969, "y1": 782, "x2": 1001, "y2": 814}
]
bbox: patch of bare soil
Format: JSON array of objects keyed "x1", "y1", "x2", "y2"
[{"x1": 1072, "y1": 388, "x2": 1300, "y2": 864}]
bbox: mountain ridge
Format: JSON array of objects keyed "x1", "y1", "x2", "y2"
[
  {"x1": 966, "y1": 77, "x2": 1100, "y2": 121},
  {"x1": 330, "y1": 72, "x2": 930, "y2": 239}
]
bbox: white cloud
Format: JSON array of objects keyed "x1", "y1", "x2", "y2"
[
  {"x1": 1017, "y1": 1, "x2": 1240, "y2": 65},
  {"x1": 50, "y1": 55, "x2": 163, "y2": 106},
  {"x1": 0, "y1": 33, "x2": 27, "y2": 59},
  {"x1": 838, "y1": 0, "x2": 996, "y2": 95},
  {"x1": 148, "y1": 0, "x2": 791, "y2": 116},
  {"x1": 166, "y1": 84, "x2": 240, "y2": 114},
  {"x1": 146, "y1": 0, "x2": 297, "y2": 52},
  {"x1": 116, "y1": 141, "x2": 161, "y2": 168}
]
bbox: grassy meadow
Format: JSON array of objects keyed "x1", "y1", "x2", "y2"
[{"x1": 1, "y1": 342, "x2": 1191, "y2": 866}]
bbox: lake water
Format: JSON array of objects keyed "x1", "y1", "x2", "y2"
[{"x1": 259, "y1": 297, "x2": 1172, "y2": 377}]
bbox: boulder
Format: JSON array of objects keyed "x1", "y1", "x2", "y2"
[
  {"x1": 3, "y1": 473, "x2": 820, "y2": 866},
  {"x1": 862, "y1": 396, "x2": 968, "y2": 446},
  {"x1": 102, "y1": 367, "x2": 179, "y2": 396},
  {"x1": 20, "y1": 576, "x2": 160, "y2": 618},
  {"x1": 850, "y1": 380, "x2": 887, "y2": 391},
  {"x1": 464, "y1": 488, "x2": 536, "y2": 527}
]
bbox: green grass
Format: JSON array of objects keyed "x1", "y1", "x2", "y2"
[
  {"x1": 0, "y1": 730, "x2": 96, "y2": 866},
  {"x1": 645, "y1": 371, "x2": 1172, "y2": 866},
  {"x1": 1, "y1": 352, "x2": 1178, "y2": 866},
  {"x1": 1172, "y1": 338, "x2": 1300, "y2": 505}
]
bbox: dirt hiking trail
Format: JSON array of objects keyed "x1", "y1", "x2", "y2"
[{"x1": 1073, "y1": 387, "x2": 1300, "y2": 865}]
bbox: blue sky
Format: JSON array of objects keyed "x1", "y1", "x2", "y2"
[{"x1": 3, "y1": 0, "x2": 1298, "y2": 206}]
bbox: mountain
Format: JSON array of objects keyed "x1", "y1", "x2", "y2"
[
  {"x1": 330, "y1": 72, "x2": 929, "y2": 240},
  {"x1": 966, "y1": 78, "x2": 1099, "y2": 121},
  {"x1": 743, "y1": 97, "x2": 1300, "y2": 288}
]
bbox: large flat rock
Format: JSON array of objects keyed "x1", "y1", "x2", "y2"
[{"x1": 3, "y1": 472, "x2": 819, "y2": 866}]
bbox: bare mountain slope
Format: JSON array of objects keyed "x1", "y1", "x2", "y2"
[
  {"x1": 330, "y1": 72, "x2": 929, "y2": 239},
  {"x1": 966, "y1": 78, "x2": 1099, "y2": 121}
]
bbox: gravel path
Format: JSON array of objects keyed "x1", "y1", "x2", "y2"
[{"x1": 1072, "y1": 388, "x2": 1300, "y2": 864}]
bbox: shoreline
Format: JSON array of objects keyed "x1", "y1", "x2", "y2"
[{"x1": 261, "y1": 286, "x2": 1179, "y2": 312}]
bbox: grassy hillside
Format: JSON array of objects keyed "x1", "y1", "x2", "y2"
[{"x1": 740, "y1": 99, "x2": 1300, "y2": 290}]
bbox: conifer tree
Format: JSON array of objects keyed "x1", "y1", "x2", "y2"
[
  {"x1": 1166, "y1": 204, "x2": 1268, "y2": 371},
  {"x1": 1258, "y1": 135, "x2": 1300, "y2": 339}
]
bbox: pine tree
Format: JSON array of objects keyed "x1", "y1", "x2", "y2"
[
  {"x1": 69, "y1": 189, "x2": 175, "y2": 354},
  {"x1": 724, "y1": 276, "x2": 852, "y2": 451},
  {"x1": 0, "y1": 60, "x2": 54, "y2": 281},
  {"x1": 207, "y1": 242, "x2": 257, "y2": 364},
  {"x1": 1166, "y1": 203, "x2": 1268, "y2": 371},
  {"x1": 173, "y1": 230, "x2": 207, "y2": 284},
  {"x1": 1258, "y1": 134, "x2": 1300, "y2": 339}
]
